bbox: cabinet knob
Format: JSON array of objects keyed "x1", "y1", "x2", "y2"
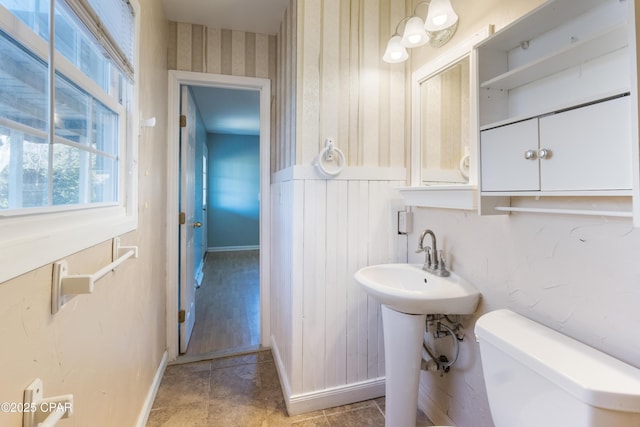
[
  {"x1": 524, "y1": 149, "x2": 537, "y2": 160},
  {"x1": 538, "y1": 148, "x2": 552, "y2": 159}
]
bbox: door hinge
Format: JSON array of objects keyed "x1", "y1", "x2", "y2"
[
  {"x1": 178, "y1": 309, "x2": 186, "y2": 323},
  {"x1": 179, "y1": 115, "x2": 186, "y2": 127},
  {"x1": 179, "y1": 212, "x2": 186, "y2": 225}
]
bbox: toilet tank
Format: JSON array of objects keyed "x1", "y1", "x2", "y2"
[{"x1": 475, "y1": 309, "x2": 640, "y2": 427}]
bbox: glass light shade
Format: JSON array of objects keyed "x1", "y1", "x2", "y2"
[
  {"x1": 401, "y1": 16, "x2": 429, "y2": 48},
  {"x1": 424, "y1": 0, "x2": 458, "y2": 32},
  {"x1": 383, "y1": 35, "x2": 409, "y2": 63}
]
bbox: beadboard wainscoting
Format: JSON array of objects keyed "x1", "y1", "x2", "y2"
[{"x1": 270, "y1": 166, "x2": 407, "y2": 415}]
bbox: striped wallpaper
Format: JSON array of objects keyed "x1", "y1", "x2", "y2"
[
  {"x1": 296, "y1": 0, "x2": 408, "y2": 169},
  {"x1": 167, "y1": 22, "x2": 277, "y2": 78},
  {"x1": 275, "y1": 0, "x2": 297, "y2": 172}
]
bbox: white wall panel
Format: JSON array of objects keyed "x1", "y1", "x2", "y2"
[
  {"x1": 301, "y1": 179, "x2": 328, "y2": 392},
  {"x1": 271, "y1": 173, "x2": 405, "y2": 405},
  {"x1": 324, "y1": 180, "x2": 349, "y2": 388}
]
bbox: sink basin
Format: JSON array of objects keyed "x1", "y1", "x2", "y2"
[{"x1": 354, "y1": 263, "x2": 480, "y2": 315}]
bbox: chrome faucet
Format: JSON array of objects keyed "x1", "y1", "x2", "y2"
[{"x1": 416, "y1": 229, "x2": 450, "y2": 277}]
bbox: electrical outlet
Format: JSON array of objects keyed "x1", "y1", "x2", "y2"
[{"x1": 398, "y1": 211, "x2": 412, "y2": 234}]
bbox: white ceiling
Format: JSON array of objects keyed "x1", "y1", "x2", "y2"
[
  {"x1": 164, "y1": 1, "x2": 282, "y2": 135},
  {"x1": 162, "y1": 0, "x2": 289, "y2": 35},
  {"x1": 191, "y1": 86, "x2": 260, "y2": 135}
]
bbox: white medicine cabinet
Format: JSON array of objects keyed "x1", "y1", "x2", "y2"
[{"x1": 476, "y1": 0, "x2": 640, "y2": 225}]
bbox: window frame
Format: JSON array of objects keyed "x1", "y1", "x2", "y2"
[{"x1": 0, "y1": 0, "x2": 140, "y2": 283}]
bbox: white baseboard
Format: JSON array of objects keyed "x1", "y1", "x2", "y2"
[
  {"x1": 287, "y1": 377, "x2": 386, "y2": 416},
  {"x1": 135, "y1": 350, "x2": 168, "y2": 427},
  {"x1": 195, "y1": 259, "x2": 204, "y2": 287},
  {"x1": 270, "y1": 337, "x2": 293, "y2": 411},
  {"x1": 207, "y1": 245, "x2": 259, "y2": 252},
  {"x1": 271, "y1": 337, "x2": 385, "y2": 416},
  {"x1": 418, "y1": 385, "x2": 455, "y2": 426}
]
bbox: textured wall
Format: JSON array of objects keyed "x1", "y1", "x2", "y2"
[
  {"x1": 0, "y1": 1, "x2": 169, "y2": 425},
  {"x1": 411, "y1": 209, "x2": 640, "y2": 427},
  {"x1": 407, "y1": 1, "x2": 640, "y2": 426}
]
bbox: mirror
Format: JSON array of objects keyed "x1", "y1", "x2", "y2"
[
  {"x1": 420, "y1": 56, "x2": 470, "y2": 184},
  {"x1": 410, "y1": 27, "x2": 492, "y2": 188}
]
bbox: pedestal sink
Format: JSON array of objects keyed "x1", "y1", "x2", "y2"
[{"x1": 354, "y1": 263, "x2": 480, "y2": 427}]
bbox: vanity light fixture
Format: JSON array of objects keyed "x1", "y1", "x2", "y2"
[
  {"x1": 425, "y1": 0, "x2": 459, "y2": 47},
  {"x1": 383, "y1": 33, "x2": 410, "y2": 63},
  {"x1": 383, "y1": 0, "x2": 459, "y2": 63},
  {"x1": 401, "y1": 16, "x2": 430, "y2": 48}
]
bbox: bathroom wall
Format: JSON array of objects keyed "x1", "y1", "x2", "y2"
[
  {"x1": 407, "y1": 1, "x2": 640, "y2": 426},
  {"x1": 411, "y1": 209, "x2": 640, "y2": 426},
  {"x1": 206, "y1": 133, "x2": 260, "y2": 249},
  {"x1": 270, "y1": 0, "x2": 410, "y2": 414},
  {"x1": 0, "y1": 1, "x2": 169, "y2": 425}
]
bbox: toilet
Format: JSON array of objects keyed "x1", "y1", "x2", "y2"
[{"x1": 471, "y1": 309, "x2": 640, "y2": 427}]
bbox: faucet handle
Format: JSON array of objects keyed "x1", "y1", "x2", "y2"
[
  {"x1": 416, "y1": 245, "x2": 430, "y2": 254},
  {"x1": 436, "y1": 250, "x2": 450, "y2": 277}
]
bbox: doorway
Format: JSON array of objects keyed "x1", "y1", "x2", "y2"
[{"x1": 166, "y1": 71, "x2": 271, "y2": 361}]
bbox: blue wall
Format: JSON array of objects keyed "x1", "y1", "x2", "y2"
[{"x1": 207, "y1": 133, "x2": 259, "y2": 249}]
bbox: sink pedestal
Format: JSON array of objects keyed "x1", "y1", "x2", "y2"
[{"x1": 381, "y1": 305, "x2": 427, "y2": 427}]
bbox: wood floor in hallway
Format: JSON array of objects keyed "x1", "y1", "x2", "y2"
[{"x1": 183, "y1": 250, "x2": 260, "y2": 358}]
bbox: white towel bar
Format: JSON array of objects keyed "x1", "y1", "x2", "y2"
[
  {"x1": 51, "y1": 237, "x2": 139, "y2": 314},
  {"x1": 23, "y1": 378, "x2": 73, "y2": 427},
  {"x1": 493, "y1": 206, "x2": 633, "y2": 218}
]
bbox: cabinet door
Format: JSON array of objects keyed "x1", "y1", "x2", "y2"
[
  {"x1": 480, "y1": 118, "x2": 539, "y2": 192},
  {"x1": 539, "y1": 96, "x2": 632, "y2": 191}
]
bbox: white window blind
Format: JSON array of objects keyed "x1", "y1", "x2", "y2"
[{"x1": 64, "y1": 0, "x2": 135, "y2": 78}]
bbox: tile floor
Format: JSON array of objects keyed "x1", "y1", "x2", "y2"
[{"x1": 147, "y1": 350, "x2": 434, "y2": 426}]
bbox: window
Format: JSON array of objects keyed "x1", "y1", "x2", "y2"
[{"x1": 0, "y1": 0, "x2": 139, "y2": 283}]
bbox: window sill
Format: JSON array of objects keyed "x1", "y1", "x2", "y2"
[{"x1": 0, "y1": 206, "x2": 137, "y2": 283}]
